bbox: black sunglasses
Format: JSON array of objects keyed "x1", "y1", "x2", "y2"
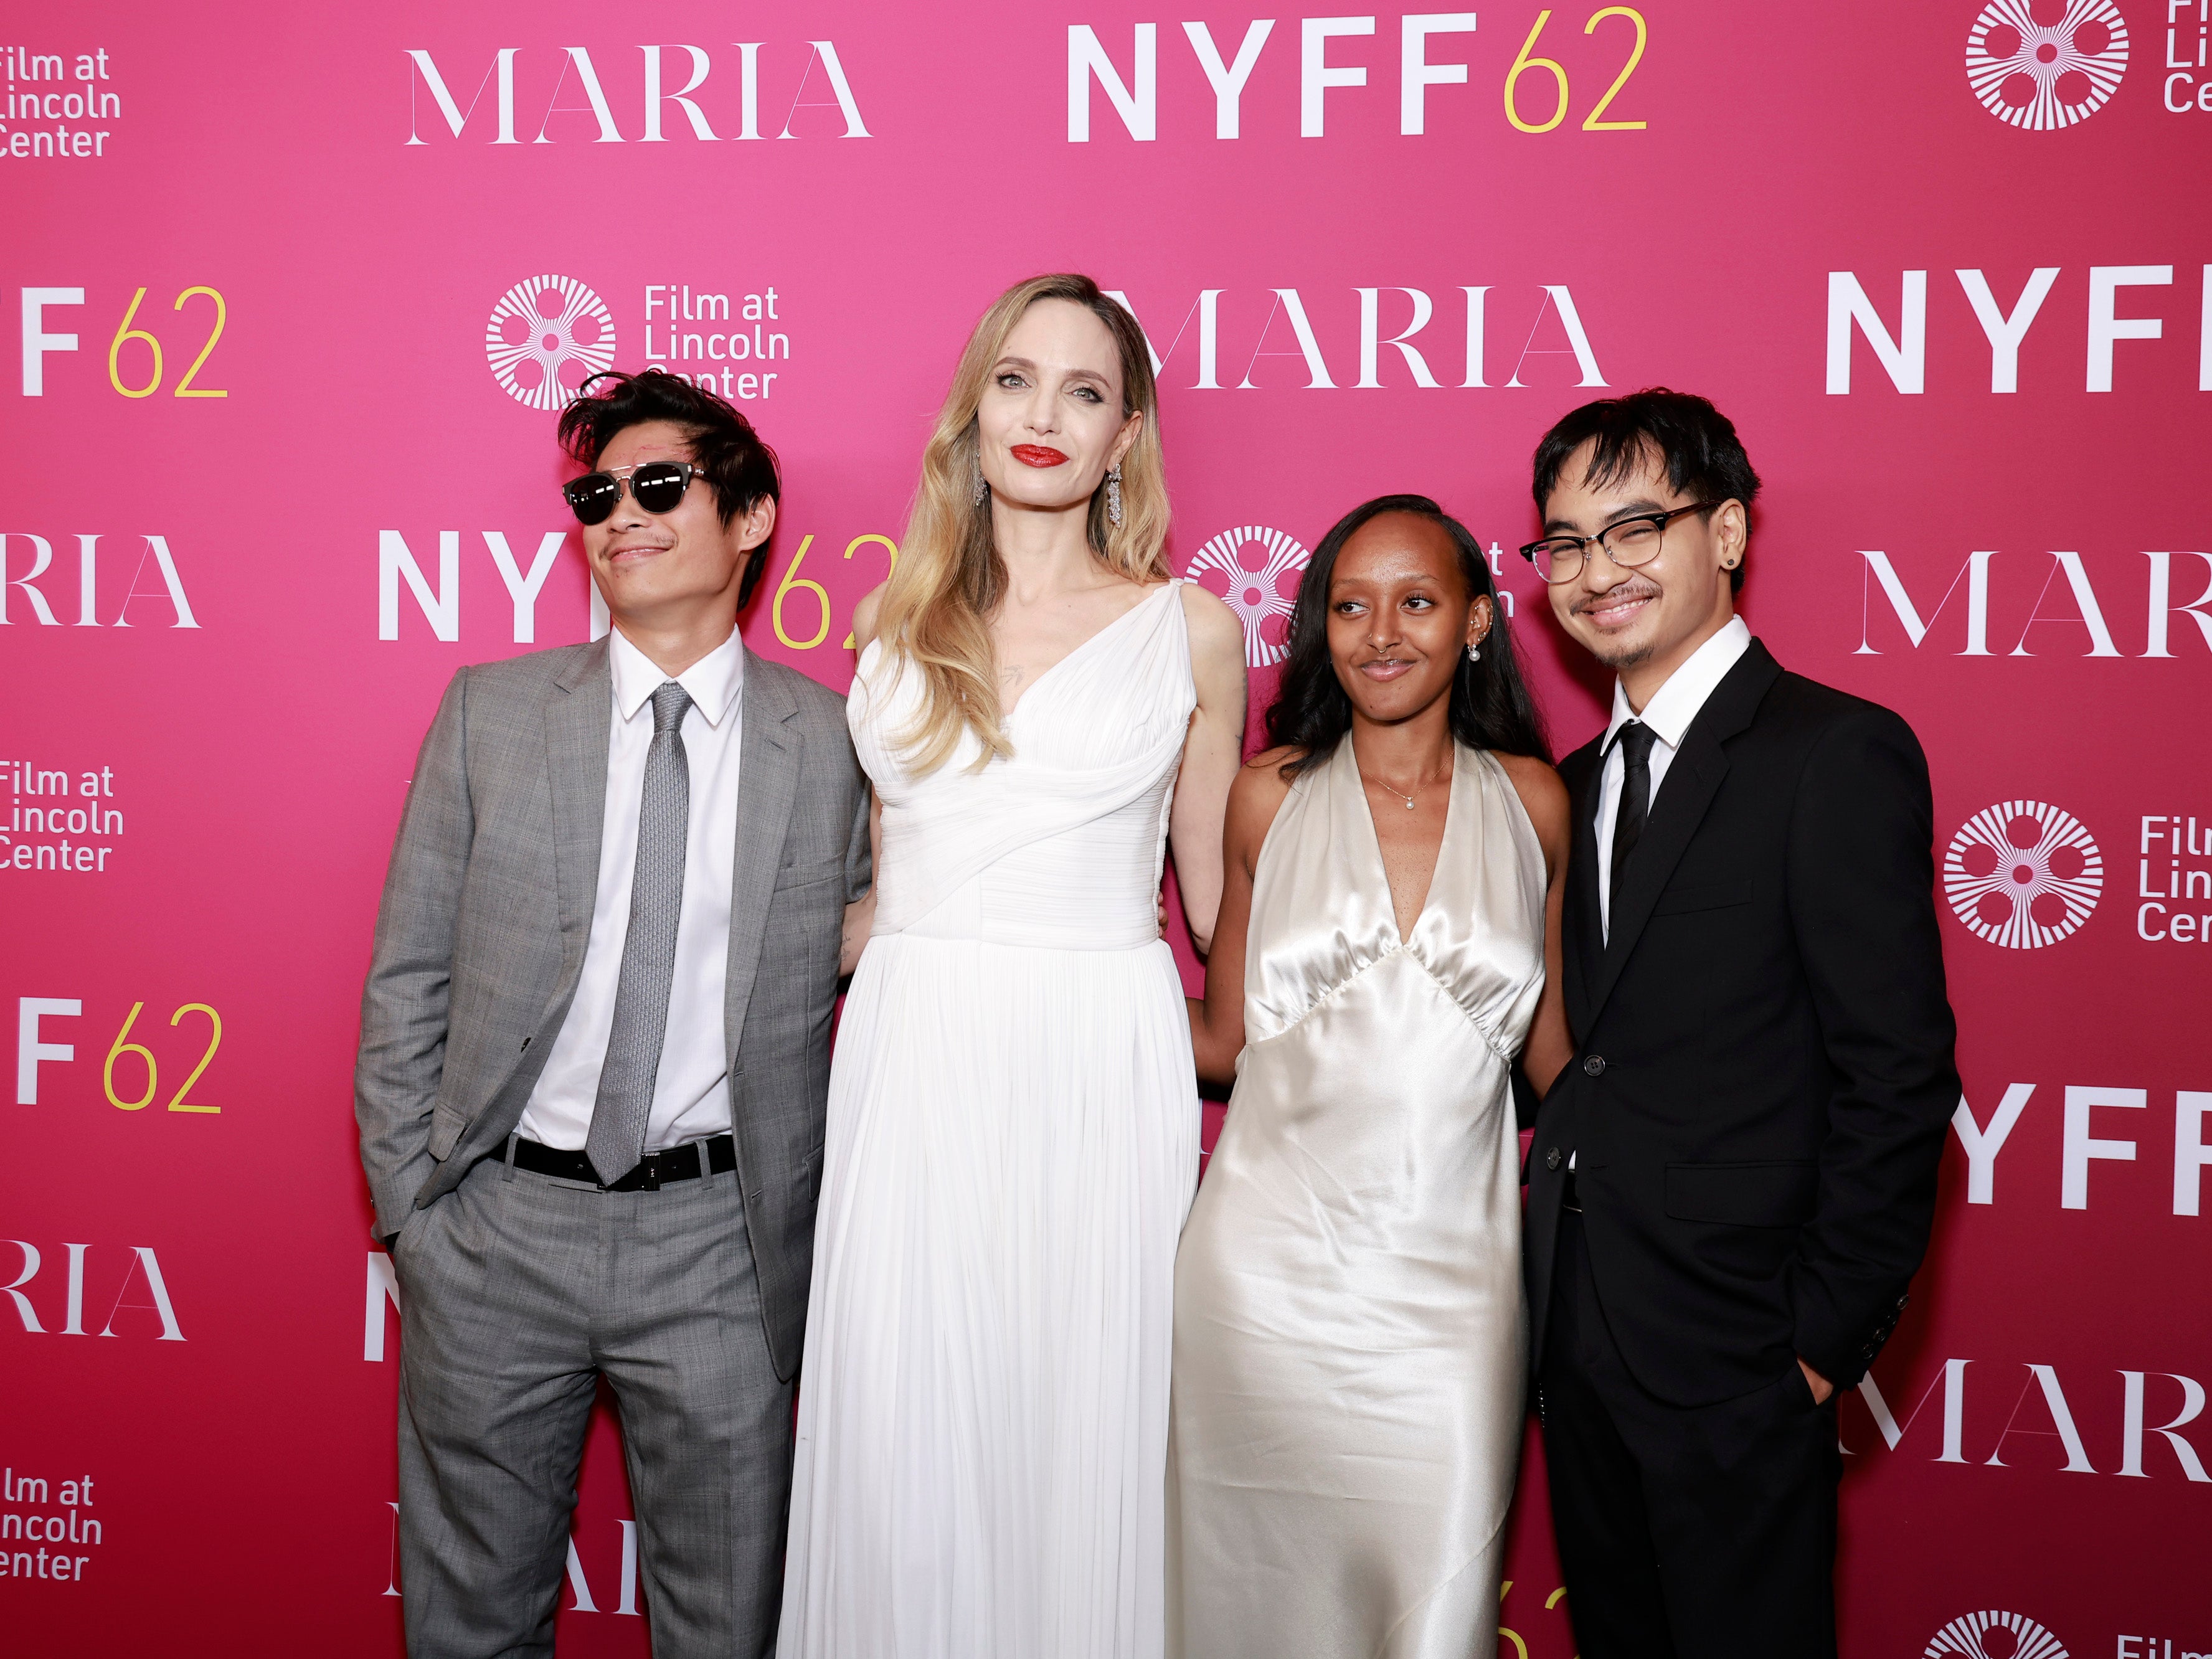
[{"x1": 562, "y1": 461, "x2": 706, "y2": 526}]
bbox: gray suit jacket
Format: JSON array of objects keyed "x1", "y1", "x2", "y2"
[{"x1": 354, "y1": 636, "x2": 869, "y2": 1379}]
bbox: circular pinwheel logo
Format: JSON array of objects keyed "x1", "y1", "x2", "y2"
[
  {"x1": 1944, "y1": 800, "x2": 2102, "y2": 948},
  {"x1": 1184, "y1": 524, "x2": 1310, "y2": 669},
  {"x1": 1924, "y1": 1609, "x2": 2069, "y2": 1659},
  {"x1": 1966, "y1": 0, "x2": 2129, "y2": 131},
  {"x1": 485, "y1": 275, "x2": 617, "y2": 410}
]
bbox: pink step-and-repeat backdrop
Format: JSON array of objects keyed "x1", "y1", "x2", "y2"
[{"x1": 6, "y1": 2, "x2": 2209, "y2": 1653}]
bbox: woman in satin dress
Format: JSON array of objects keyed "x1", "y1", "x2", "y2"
[{"x1": 1172, "y1": 494, "x2": 1574, "y2": 1658}]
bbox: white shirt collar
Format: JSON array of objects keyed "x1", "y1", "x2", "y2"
[
  {"x1": 1601, "y1": 615, "x2": 1752, "y2": 754},
  {"x1": 607, "y1": 623, "x2": 746, "y2": 727}
]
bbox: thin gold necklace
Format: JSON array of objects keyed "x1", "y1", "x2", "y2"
[{"x1": 1361, "y1": 766, "x2": 1445, "y2": 810}]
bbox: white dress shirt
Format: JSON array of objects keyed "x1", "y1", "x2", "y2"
[
  {"x1": 519, "y1": 625, "x2": 745, "y2": 1151},
  {"x1": 1593, "y1": 615, "x2": 1751, "y2": 941}
]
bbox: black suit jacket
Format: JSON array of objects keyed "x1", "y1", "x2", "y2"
[{"x1": 1524, "y1": 639, "x2": 1960, "y2": 1407}]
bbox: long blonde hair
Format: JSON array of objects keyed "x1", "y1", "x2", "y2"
[{"x1": 875, "y1": 273, "x2": 1171, "y2": 774}]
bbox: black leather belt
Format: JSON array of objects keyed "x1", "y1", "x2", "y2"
[
  {"x1": 1560, "y1": 1168, "x2": 1582, "y2": 1212},
  {"x1": 511, "y1": 1133, "x2": 736, "y2": 1193}
]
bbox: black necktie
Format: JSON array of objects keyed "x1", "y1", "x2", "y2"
[{"x1": 1609, "y1": 721, "x2": 1658, "y2": 922}]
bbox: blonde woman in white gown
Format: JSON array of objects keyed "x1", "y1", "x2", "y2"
[
  {"x1": 1173, "y1": 495, "x2": 1573, "y2": 1659},
  {"x1": 778, "y1": 275, "x2": 1247, "y2": 1659}
]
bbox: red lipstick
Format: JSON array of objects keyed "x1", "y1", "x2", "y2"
[{"x1": 1009, "y1": 445, "x2": 1069, "y2": 468}]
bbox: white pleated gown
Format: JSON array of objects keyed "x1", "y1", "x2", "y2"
[{"x1": 779, "y1": 582, "x2": 1201, "y2": 1659}]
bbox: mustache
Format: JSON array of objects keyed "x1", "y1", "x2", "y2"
[{"x1": 1573, "y1": 579, "x2": 1661, "y2": 615}]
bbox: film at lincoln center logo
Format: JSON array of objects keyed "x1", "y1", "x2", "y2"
[
  {"x1": 1924, "y1": 1609, "x2": 2069, "y2": 1659},
  {"x1": 1966, "y1": 0, "x2": 2129, "y2": 130},
  {"x1": 486, "y1": 276, "x2": 617, "y2": 410},
  {"x1": 1944, "y1": 800, "x2": 2103, "y2": 948},
  {"x1": 1184, "y1": 526, "x2": 1312, "y2": 669}
]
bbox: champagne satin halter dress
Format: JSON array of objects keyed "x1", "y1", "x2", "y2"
[{"x1": 1168, "y1": 737, "x2": 1546, "y2": 1659}]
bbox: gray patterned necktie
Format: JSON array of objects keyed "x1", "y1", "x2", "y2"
[{"x1": 585, "y1": 681, "x2": 694, "y2": 1184}]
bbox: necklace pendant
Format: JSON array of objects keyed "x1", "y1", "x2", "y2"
[{"x1": 1405, "y1": 798, "x2": 1415, "y2": 809}]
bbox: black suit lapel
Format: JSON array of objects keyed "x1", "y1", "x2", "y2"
[
  {"x1": 1561, "y1": 742, "x2": 1604, "y2": 1040},
  {"x1": 1582, "y1": 640, "x2": 1782, "y2": 1028}
]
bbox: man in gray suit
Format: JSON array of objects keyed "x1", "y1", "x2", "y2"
[{"x1": 356, "y1": 369, "x2": 868, "y2": 1658}]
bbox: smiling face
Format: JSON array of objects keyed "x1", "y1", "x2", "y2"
[
  {"x1": 975, "y1": 298, "x2": 1141, "y2": 511},
  {"x1": 579, "y1": 418, "x2": 775, "y2": 634},
  {"x1": 1541, "y1": 439, "x2": 1744, "y2": 697},
  {"x1": 1325, "y1": 512, "x2": 1490, "y2": 727}
]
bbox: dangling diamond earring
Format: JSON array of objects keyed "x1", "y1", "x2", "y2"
[
  {"x1": 1105, "y1": 463, "x2": 1123, "y2": 527},
  {"x1": 1466, "y1": 640, "x2": 1482, "y2": 663},
  {"x1": 971, "y1": 458, "x2": 988, "y2": 506}
]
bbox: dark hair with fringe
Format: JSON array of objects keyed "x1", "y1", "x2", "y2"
[
  {"x1": 556, "y1": 369, "x2": 782, "y2": 607},
  {"x1": 1264, "y1": 494, "x2": 1550, "y2": 779},
  {"x1": 1529, "y1": 386, "x2": 1761, "y2": 593}
]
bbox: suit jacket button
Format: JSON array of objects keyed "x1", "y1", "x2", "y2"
[
  {"x1": 1544, "y1": 1147, "x2": 1562, "y2": 1171},
  {"x1": 1583, "y1": 1054, "x2": 1606, "y2": 1077}
]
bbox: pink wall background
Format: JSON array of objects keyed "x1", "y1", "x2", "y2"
[{"x1": 6, "y1": 2, "x2": 2208, "y2": 1653}]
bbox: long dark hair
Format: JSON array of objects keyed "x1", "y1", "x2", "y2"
[{"x1": 1264, "y1": 494, "x2": 1550, "y2": 778}]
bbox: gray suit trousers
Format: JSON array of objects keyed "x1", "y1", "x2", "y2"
[{"x1": 394, "y1": 1149, "x2": 791, "y2": 1659}]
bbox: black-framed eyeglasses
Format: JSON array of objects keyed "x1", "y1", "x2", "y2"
[
  {"x1": 562, "y1": 461, "x2": 706, "y2": 526},
  {"x1": 1518, "y1": 502, "x2": 1720, "y2": 585}
]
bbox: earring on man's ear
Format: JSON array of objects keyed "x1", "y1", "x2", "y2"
[{"x1": 1105, "y1": 463, "x2": 1125, "y2": 527}]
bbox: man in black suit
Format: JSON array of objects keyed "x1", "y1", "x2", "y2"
[{"x1": 1518, "y1": 389, "x2": 1959, "y2": 1657}]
